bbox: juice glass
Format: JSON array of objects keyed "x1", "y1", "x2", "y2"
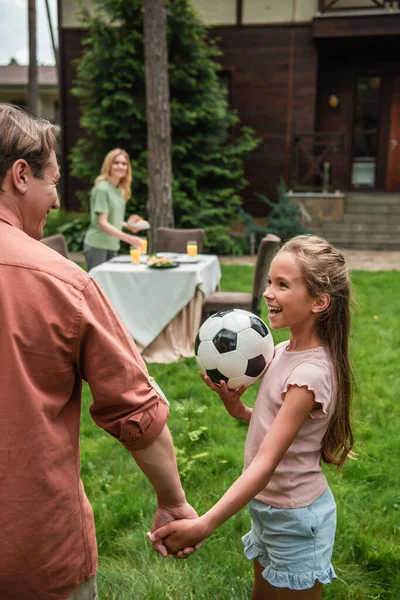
[
  {"x1": 130, "y1": 247, "x2": 141, "y2": 264},
  {"x1": 141, "y1": 238, "x2": 148, "y2": 255},
  {"x1": 186, "y1": 240, "x2": 198, "y2": 258}
]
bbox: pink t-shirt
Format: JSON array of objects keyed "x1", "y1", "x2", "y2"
[{"x1": 244, "y1": 341, "x2": 336, "y2": 509}]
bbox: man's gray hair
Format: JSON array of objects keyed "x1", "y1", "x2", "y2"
[{"x1": 0, "y1": 103, "x2": 56, "y2": 191}]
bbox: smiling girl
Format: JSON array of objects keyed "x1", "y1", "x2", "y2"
[{"x1": 149, "y1": 235, "x2": 355, "y2": 600}]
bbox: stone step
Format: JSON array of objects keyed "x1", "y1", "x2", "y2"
[
  {"x1": 345, "y1": 205, "x2": 400, "y2": 216},
  {"x1": 345, "y1": 193, "x2": 400, "y2": 205},
  {"x1": 322, "y1": 239, "x2": 400, "y2": 250},
  {"x1": 313, "y1": 228, "x2": 400, "y2": 250},
  {"x1": 340, "y1": 213, "x2": 400, "y2": 224},
  {"x1": 319, "y1": 222, "x2": 400, "y2": 234}
]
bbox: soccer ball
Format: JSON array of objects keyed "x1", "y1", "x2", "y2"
[{"x1": 194, "y1": 309, "x2": 274, "y2": 390}]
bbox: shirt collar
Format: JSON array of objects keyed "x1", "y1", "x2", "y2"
[{"x1": 0, "y1": 204, "x2": 24, "y2": 231}]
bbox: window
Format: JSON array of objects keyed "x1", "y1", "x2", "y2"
[{"x1": 351, "y1": 76, "x2": 381, "y2": 188}]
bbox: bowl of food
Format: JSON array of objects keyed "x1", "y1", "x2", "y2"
[{"x1": 146, "y1": 254, "x2": 179, "y2": 269}]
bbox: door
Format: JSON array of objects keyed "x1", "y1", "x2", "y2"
[
  {"x1": 386, "y1": 75, "x2": 400, "y2": 192},
  {"x1": 351, "y1": 76, "x2": 382, "y2": 189}
]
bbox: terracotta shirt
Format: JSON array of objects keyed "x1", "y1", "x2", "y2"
[
  {"x1": 0, "y1": 207, "x2": 169, "y2": 600},
  {"x1": 244, "y1": 341, "x2": 336, "y2": 509}
]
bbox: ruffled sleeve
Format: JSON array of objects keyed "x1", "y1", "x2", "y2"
[{"x1": 281, "y1": 361, "x2": 334, "y2": 419}]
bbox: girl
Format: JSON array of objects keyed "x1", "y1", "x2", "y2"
[
  {"x1": 149, "y1": 235, "x2": 354, "y2": 599},
  {"x1": 84, "y1": 148, "x2": 148, "y2": 270}
]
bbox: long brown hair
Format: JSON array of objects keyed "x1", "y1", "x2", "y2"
[
  {"x1": 280, "y1": 235, "x2": 354, "y2": 469},
  {"x1": 95, "y1": 148, "x2": 132, "y2": 201}
]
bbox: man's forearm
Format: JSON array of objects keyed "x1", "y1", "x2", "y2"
[{"x1": 130, "y1": 425, "x2": 185, "y2": 507}]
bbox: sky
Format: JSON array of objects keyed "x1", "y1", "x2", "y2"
[{"x1": 0, "y1": 0, "x2": 58, "y2": 65}]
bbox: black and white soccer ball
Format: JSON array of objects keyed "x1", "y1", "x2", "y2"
[{"x1": 195, "y1": 309, "x2": 274, "y2": 390}]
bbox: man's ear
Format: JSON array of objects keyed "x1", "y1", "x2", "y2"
[
  {"x1": 312, "y1": 293, "x2": 331, "y2": 314},
  {"x1": 11, "y1": 160, "x2": 30, "y2": 194}
]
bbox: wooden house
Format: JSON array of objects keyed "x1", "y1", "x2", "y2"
[{"x1": 58, "y1": 0, "x2": 400, "y2": 247}]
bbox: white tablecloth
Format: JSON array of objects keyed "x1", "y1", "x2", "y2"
[{"x1": 90, "y1": 254, "x2": 221, "y2": 350}]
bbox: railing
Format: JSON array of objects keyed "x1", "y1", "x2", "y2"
[
  {"x1": 289, "y1": 131, "x2": 346, "y2": 193},
  {"x1": 318, "y1": 0, "x2": 400, "y2": 12}
]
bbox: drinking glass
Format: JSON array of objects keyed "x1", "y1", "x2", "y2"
[
  {"x1": 141, "y1": 238, "x2": 148, "y2": 255},
  {"x1": 130, "y1": 247, "x2": 141, "y2": 264},
  {"x1": 186, "y1": 240, "x2": 198, "y2": 258}
]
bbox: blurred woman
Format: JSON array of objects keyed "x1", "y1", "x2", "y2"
[{"x1": 83, "y1": 148, "x2": 148, "y2": 271}]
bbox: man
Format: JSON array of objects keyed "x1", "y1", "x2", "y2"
[{"x1": 0, "y1": 104, "x2": 196, "y2": 600}]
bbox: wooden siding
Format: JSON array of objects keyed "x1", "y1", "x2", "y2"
[
  {"x1": 212, "y1": 24, "x2": 318, "y2": 215},
  {"x1": 313, "y1": 14, "x2": 400, "y2": 37}
]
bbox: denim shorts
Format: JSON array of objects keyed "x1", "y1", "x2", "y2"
[{"x1": 242, "y1": 487, "x2": 337, "y2": 590}]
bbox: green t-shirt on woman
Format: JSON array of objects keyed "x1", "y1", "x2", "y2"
[{"x1": 84, "y1": 180, "x2": 126, "y2": 251}]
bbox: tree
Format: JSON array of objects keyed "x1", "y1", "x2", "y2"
[
  {"x1": 143, "y1": 0, "x2": 174, "y2": 250},
  {"x1": 71, "y1": 0, "x2": 259, "y2": 254},
  {"x1": 28, "y1": 0, "x2": 37, "y2": 114}
]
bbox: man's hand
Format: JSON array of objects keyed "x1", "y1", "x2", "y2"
[{"x1": 150, "y1": 501, "x2": 204, "y2": 558}]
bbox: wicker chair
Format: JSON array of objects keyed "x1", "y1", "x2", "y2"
[
  {"x1": 156, "y1": 227, "x2": 205, "y2": 254},
  {"x1": 40, "y1": 234, "x2": 69, "y2": 259},
  {"x1": 202, "y1": 234, "x2": 281, "y2": 319}
]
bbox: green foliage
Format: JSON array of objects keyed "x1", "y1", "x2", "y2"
[
  {"x1": 70, "y1": 0, "x2": 259, "y2": 254},
  {"x1": 43, "y1": 208, "x2": 76, "y2": 237},
  {"x1": 43, "y1": 209, "x2": 90, "y2": 252},
  {"x1": 77, "y1": 265, "x2": 400, "y2": 599},
  {"x1": 244, "y1": 180, "x2": 310, "y2": 246},
  {"x1": 58, "y1": 216, "x2": 91, "y2": 252}
]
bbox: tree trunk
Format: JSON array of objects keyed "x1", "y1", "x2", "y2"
[
  {"x1": 143, "y1": 0, "x2": 174, "y2": 252},
  {"x1": 28, "y1": 0, "x2": 38, "y2": 114}
]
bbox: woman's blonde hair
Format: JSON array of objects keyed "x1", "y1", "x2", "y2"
[
  {"x1": 0, "y1": 103, "x2": 56, "y2": 191},
  {"x1": 279, "y1": 234, "x2": 354, "y2": 470},
  {"x1": 95, "y1": 148, "x2": 132, "y2": 201}
]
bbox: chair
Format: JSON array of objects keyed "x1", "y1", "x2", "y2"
[
  {"x1": 202, "y1": 233, "x2": 281, "y2": 318},
  {"x1": 40, "y1": 234, "x2": 69, "y2": 259},
  {"x1": 156, "y1": 227, "x2": 205, "y2": 254}
]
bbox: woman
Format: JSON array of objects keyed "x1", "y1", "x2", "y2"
[{"x1": 83, "y1": 148, "x2": 148, "y2": 271}]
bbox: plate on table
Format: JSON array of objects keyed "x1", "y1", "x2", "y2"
[
  {"x1": 175, "y1": 256, "x2": 200, "y2": 264},
  {"x1": 127, "y1": 219, "x2": 150, "y2": 231},
  {"x1": 147, "y1": 262, "x2": 179, "y2": 269},
  {"x1": 146, "y1": 254, "x2": 179, "y2": 269}
]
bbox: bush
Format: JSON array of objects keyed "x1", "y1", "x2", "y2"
[
  {"x1": 243, "y1": 180, "x2": 310, "y2": 248},
  {"x1": 43, "y1": 209, "x2": 90, "y2": 253}
]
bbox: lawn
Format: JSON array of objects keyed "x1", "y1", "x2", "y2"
[{"x1": 80, "y1": 265, "x2": 400, "y2": 599}]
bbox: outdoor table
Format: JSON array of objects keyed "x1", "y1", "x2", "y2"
[{"x1": 89, "y1": 253, "x2": 221, "y2": 363}]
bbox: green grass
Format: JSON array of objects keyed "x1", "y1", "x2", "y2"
[{"x1": 80, "y1": 266, "x2": 400, "y2": 599}]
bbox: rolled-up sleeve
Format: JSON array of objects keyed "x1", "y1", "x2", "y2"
[{"x1": 75, "y1": 279, "x2": 169, "y2": 451}]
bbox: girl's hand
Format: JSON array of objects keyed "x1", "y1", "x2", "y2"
[
  {"x1": 148, "y1": 516, "x2": 209, "y2": 556},
  {"x1": 199, "y1": 373, "x2": 251, "y2": 421}
]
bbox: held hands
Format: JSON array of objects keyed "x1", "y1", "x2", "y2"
[
  {"x1": 148, "y1": 515, "x2": 209, "y2": 557},
  {"x1": 149, "y1": 500, "x2": 204, "y2": 559},
  {"x1": 199, "y1": 373, "x2": 251, "y2": 421}
]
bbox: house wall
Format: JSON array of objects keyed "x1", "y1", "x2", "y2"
[
  {"x1": 213, "y1": 24, "x2": 318, "y2": 215},
  {"x1": 321, "y1": 0, "x2": 383, "y2": 8},
  {"x1": 61, "y1": 0, "x2": 319, "y2": 27},
  {"x1": 192, "y1": 0, "x2": 236, "y2": 25},
  {"x1": 241, "y1": 0, "x2": 316, "y2": 24},
  {"x1": 0, "y1": 87, "x2": 58, "y2": 121}
]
